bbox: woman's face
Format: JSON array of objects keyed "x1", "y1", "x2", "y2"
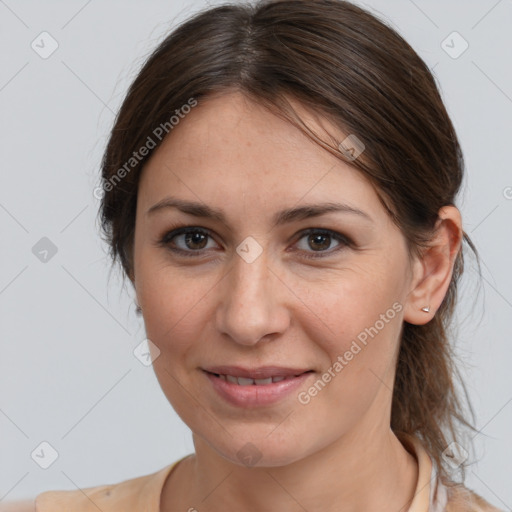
[{"x1": 133, "y1": 91, "x2": 420, "y2": 466}]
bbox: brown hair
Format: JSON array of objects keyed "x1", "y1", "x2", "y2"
[{"x1": 98, "y1": 0, "x2": 482, "y2": 485}]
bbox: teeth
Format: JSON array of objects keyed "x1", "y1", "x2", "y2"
[
  {"x1": 218, "y1": 374, "x2": 296, "y2": 385},
  {"x1": 237, "y1": 377, "x2": 256, "y2": 386},
  {"x1": 254, "y1": 377, "x2": 273, "y2": 385}
]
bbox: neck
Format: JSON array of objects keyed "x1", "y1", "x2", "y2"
[{"x1": 162, "y1": 424, "x2": 418, "y2": 512}]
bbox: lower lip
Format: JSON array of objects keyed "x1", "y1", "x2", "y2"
[{"x1": 202, "y1": 370, "x2": 314, "y2": 408}]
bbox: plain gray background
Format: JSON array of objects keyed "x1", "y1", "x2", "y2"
[{"x1": 1, "y1": 0, "x2": 511, "y2": 507}]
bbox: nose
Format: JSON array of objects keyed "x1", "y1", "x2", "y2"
[{"x1": 215, "y1": 244, "x2": 291, "y2": 346}]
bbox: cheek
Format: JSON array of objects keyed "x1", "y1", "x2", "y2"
[
  {"x1": 136, "y1": 260, "x2": 223, "y2": 364},
  {"x1": 137, "y1": 264, "x2": 213, "y2": 416},
  {"x1": 304, "y1": 264, "x2": 404, "y2": 396},
  {"x1": 298, "y1": 297, "x2": 402, "y2": 439},
  {"x1": 310, "y1": 262, "x2": 403, "y2": 345}
]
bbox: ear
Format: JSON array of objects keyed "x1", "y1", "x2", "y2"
[{"x1": 403, "y1": 205, "x2": 463, "y2": 325}]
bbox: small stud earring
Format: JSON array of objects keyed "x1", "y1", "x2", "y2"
[{"x1": 421, "y1": 306, "x2": 430, "y2": 313}]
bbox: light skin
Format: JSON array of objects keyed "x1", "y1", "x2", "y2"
[{"x1": 130, "y1": 91, "x2": 462, "y2": 512}]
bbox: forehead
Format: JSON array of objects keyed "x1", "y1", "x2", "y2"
[{"x1": 138, "y1": 91, "x2": 385, "y2": 223}]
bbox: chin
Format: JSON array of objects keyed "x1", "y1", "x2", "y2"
[{"x1": 198, "y1": 430, "x2": 315, "y2": 469}]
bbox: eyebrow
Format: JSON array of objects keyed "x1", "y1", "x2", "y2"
[{"x1": 146, "y1": 197, "x2": 373, "y2": 227}]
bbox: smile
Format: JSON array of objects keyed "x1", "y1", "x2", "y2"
[
  {"x1": 208, "y1": 372, "x2": 307, "y2": 385},
  {"x1": 202, "y1": 369, "x2": 315, "y2": 407}
]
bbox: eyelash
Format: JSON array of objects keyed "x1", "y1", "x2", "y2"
[{"x1": 156, "y1": 225, "x2": 353, "y2": 260}]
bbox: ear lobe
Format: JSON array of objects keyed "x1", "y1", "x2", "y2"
[{"x1": 403, "y1": 206, "x2": 463, "y2": 325}]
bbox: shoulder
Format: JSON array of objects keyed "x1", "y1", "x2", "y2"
[
  {"x1": 0, "y1": 500, "x2": 34, "y2": 512},
  {"x1": 34, "y1": 482, "x2": 116, "y2": 512},
  {"x1": 445, "y1": 482, "x2": 505, "y2": 512},
  {"x1": 33, "y1": 463, "x2": 177, "y2": 512}
]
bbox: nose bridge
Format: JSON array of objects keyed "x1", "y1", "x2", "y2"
[{"x1": 215, "y1": 243, "x2": 289, "y2": 345}]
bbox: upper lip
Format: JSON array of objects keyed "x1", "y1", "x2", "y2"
[{"x1": 202, "y1": 366, "x2": 313, "y2": 379}]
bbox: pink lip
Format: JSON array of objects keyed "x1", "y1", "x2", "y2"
[{"x1": 202, "y1": 369, "x2": 314, "y2": 408}]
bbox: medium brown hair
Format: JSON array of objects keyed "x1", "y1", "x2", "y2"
[{"x1": 98, "y1": 0, "x2": 481, "y2": 485}]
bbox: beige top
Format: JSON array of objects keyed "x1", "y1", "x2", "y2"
[{"x1": 33, "y1": 435, "x2": 503, "y2": 512}]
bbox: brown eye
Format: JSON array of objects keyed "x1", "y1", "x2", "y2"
[
  {"x1": 181, "y1": 231, "x2": 209, "y2": 250},
  {"x1": 159, "y1": 227, "x2": 218, "y2": 256},
  {"x1": 306, "y1": 233, "x2": 332, "y2": 251},
  {"x1": 294, "y1": 228, "x2": 351, "y2": 259}
]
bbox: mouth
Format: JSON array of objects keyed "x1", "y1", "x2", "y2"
[
  {"x1": 202, "y1": 368, "x2": 315, "y2": 408},
  {"x1": 203, "y1": 370, "x2": 314, "y2": 386}
]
